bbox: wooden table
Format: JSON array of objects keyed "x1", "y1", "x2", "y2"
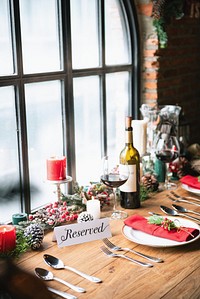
[{"x1": 16, "y1": 185, "x2": 200, "y2": 299}]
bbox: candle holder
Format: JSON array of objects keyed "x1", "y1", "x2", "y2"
[{"x1": 46, "y1": 176, "x2": 72, "y2": 201}]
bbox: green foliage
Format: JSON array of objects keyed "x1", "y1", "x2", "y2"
[
  {"x1": 152, "y1": 0, "x2": 184, "y2": 48},
  {"x1": 140, "y1": 184, "x2": 151, "y2": 201},
  {"x1": 153, "y1": 18, "x2": 168, "y2": 48},
  {"x1": 148, "y1": 215, "x2": 177, "y2": 231}
]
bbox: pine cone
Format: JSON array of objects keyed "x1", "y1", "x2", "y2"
[
  {"x1": 141, "y1": 173, "x2": 159, "y2": 191},
  {"x1": 24, "y1": 223, "x2": 44, "y2": 250},
  {"x1": 177, "y1": 157, "x2": 199, "y2": 178}
]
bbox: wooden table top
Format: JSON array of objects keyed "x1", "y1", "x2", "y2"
[{"x1": 16, "y1": 185, "x2": 200, "y2": 299}]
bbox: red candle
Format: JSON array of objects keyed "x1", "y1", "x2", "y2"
[
  {"x1": 0, "y1": 225, "x2": 16, "y2": 253},
  {"x1": 47, "y1": 156, "x2": 66, "y2": 181}
]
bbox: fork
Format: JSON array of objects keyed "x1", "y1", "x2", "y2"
[
  {"x1": 100, "y1": 246, "x2": 153, "y2": 267},
  {"x1": 170, "y1": 191, "x2": 200, "y2": 203},
  {"x1": 103, "y1": 238, "x2": 163, "y2": 263},
  {"x1": 167, "y1": 195, "x2": 200, "y2": 207}
]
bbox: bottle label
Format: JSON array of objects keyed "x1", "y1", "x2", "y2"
[{"x1": 119, "y1": 164, "x2": 137, "y2": 192}]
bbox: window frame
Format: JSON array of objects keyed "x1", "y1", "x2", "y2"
[{"x1": 0, "y1": 0, "x2": 140, "y2": 216}]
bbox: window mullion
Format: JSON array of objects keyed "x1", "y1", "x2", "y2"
[
  {"x1": 61, "y1": 0, "x2": 76, "y2": 190},
  {"x1": 15, "y1": 83, "x2": 31, "y2": 213},
  {"x1": 11, "y1": 0, "x2": 24, "y2": 76},
  {"x1": 12, "y1": 0, "x2": 31, "y2": 213}
]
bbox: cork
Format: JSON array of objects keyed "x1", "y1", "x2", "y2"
[{"x1": 125, "y1": 116, "x2": 132, "y2": 128}]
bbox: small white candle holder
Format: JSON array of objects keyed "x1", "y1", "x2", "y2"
[{"x1": 46, "y1": 176, "x2": 72, "y2": 201}]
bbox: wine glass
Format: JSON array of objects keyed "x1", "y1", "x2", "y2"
[
  {"x1": 100, "y1": 156, "x2": 128, "y2": 219},
  {"x1": 155, "y1": 133, "x2": 179, "y2": 190}
]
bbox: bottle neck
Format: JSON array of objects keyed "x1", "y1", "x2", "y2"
[{"x1": 125, "y1": 127, "x2": 133, "y2": 145}]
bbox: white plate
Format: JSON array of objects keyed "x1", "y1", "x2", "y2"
[
  {"x1": 181, "y1": 184, "x2": 200, "y2": 196},
  {"x1": 122, "y1": 216, "x2": 200, "y2": 248}
]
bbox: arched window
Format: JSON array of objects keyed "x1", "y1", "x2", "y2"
[{"x1": 0, "y1": 0, "x2": 140, "y2": 222}]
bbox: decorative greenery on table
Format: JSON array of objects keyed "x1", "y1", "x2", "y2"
[
  {"x1": 25, "y1": 180, "x2": 157, "y2": 229},
  {"x1": 148, "y1": 215, "x2": 177, "y2": 231}
]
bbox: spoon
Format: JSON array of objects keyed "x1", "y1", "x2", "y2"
[
  {"x1": 35, "y1": 267, "x2": 86, "y2": 293},
  {"x1": 47, "y1": 287, "x2": 77, "y2": 299},
  {"x1": 172, "y1": 204, "x2": 200, "y2": 217},
  {"x1": 160, "y1": 205, "x2": 200, "y2": 223},
  {"x1": 43, "y1": 254, "x2": 102, "y2": 283}
]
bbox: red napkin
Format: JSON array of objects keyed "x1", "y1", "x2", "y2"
[
  {"x1": 124, "y1": 214, "x2": 199, "y2": 242},
  {"x1": 180, "y1": 175, "x2": 200, "y2": 190}
]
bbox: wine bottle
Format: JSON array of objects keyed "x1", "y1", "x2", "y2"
[{"x1": 119, "y1": 116, "x2": 140, "y2": 209}]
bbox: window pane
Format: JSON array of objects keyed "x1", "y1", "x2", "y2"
[
  {"x1": 25, "y1": 81, "x2": 63, "y2": 210},
  {"x1": 74, "y1": 76, "x2": 101, "y2": 185},
  {"x1": 71, "y1": 0, "x2": 100, "y2": 69},
  {"x1": 19, "y1": 0, "x2": 62, "y2": 74},
  {"x1": 0, "y1": 86, "x2": 20, "y2": 222},
  {"x1": 105, "y1": 0, "x2": 130, "y2": 65},
  {"x1": 106, "y1": 72, "x2": 130, "y2": 159},
  {"x1": 0, "y1": 0, "x2": 14, "y2": 75}
]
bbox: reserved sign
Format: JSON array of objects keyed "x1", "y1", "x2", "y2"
[{"x1": 54, "y1": 218, "x2": 112, "y2": 247}]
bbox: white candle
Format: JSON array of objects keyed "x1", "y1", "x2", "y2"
[
  {"x1": 132, "y1": 120, "x2": 147, "y2": 157},
  {"x1": 86, "y1": 198, "x2": 101, "y2": 219}
]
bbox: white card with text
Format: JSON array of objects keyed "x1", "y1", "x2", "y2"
[{"x1": 54, "y1": 218, "x2": 112, "y2": 247}]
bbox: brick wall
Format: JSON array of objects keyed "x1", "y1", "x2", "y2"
[{"x1": 136, "y1": 0, "x2": 200, "y2": 144}]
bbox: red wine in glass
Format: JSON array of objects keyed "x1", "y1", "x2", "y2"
[
  {"x1": 100, "y1": 174, "x2": 128, "y2": 189},
  {"x1": 155, "y1": 141, "x2": 179, "y2": 190},
  {"x1": 101, "y1": 156, "x2": 129, "y2": 219},
  {"x1": 156, "y1": 149, "x2": 178, "y2": 163}
]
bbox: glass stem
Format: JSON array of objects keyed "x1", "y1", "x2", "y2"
[
  {"x1": 113, "y1": 187, "x2": 117, "y2": 211},
  {"x1": 165, "y1": 162, "x2": 170, "y2": 186}
]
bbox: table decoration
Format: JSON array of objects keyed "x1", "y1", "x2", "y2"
[
  {"x1": 25, "y1": 179, "x2": 159, "y2": 232},
  {"x1": 0, "y1": 225, "x2": 16, "y2": 253},
  {"x1": 82, "y1": 182, "x2": 112, "y2": 209},
  {"x1": 132, "y1": 119, "x2": 147, "y2": 157},
  {"x1": 24, "y1": 223, "x2": 44, "y2": 250},
  {"x1": 140, "y1": 173, "x2": 159, "y2": 192},
  {"x1": 28, "y1": 200, "x2": 81, "y2": 228},
  {"x1": 177, "y1": 143, "x2": 200, "y2": 178},
  {"x1": 12, "y1": 213, "x2": 27, "y2": 225},
  {"x1": 77, "y1": 212, "x2": 94, "y2": 223},
  {"x1": 47, "y1": 156, "x2": 66, "y2": 181},
  {"x1": 124, "y1": 214, "x2": 199, "y2": 242},
  {"x1": 86, "y1": 197, "x2": 101, "y2": 219},
  {"x1": 0, "y1": 226, "x2": 30, "y2": 259},
  {"x1": 54, "y1": 218, "x2": 112, "y2": 247},
  {"x1": 180, "y1": 175, "x2": 200, "y2": 190}
]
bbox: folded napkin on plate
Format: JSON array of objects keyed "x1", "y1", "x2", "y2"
[
  {"x1": 180, "y1": 175, "x2": 200, "y2": 190},
  {"x1": 124, "y1": 214, "x2": 199, "y2": 242}
]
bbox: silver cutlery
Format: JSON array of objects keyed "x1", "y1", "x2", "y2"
[
  {"x1": 172, "y1": 204, "x2": 200, "y2": 216},
  {"x1": 160, "y1": 205, "x2": 200, "y2": 223},
  {"x1": 167, "y1": 195, "x2": 200, "y2": 207},
  {"x1": 170, "y1": 191, "x2": 200, "y2": 203},
  {"x1": 100, "y1": 246, "x2": 153, "y2": 268},
  {"x1": 47, "y1": 287, "x2": 77, "y2": 299},
  {"x1": 43, "y1": 254, "x2": 102, "y2": 283},
  {"x1": 35, "y1": 267, "x2": 86, "y2": 293},
  {"x1": 102, "y1": 238, "x2": 163, "y2": 263}
]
